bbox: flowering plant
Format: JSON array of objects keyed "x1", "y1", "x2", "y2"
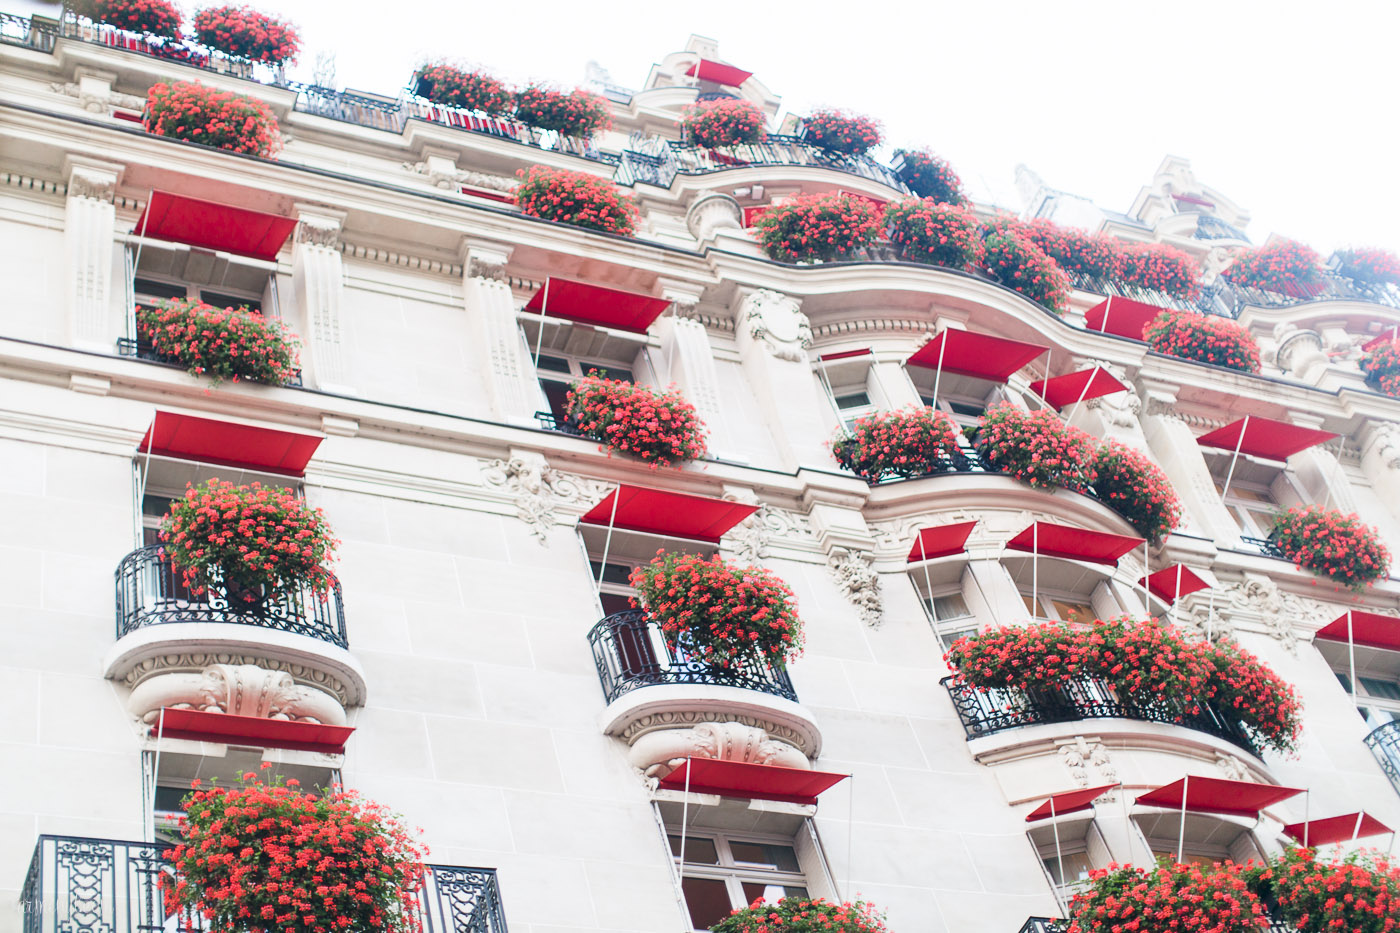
[
  {"x1": 1361, "y1": 339, "x2": 1400, "y2": 397},
  {"x1": 411, "y1": 63, "x2": 511, "y2": 115},
  {"x1": 136, "y1": 299, "x2": 300, "y2": 385},
  {"x1": 1334, "y1": 247, "x2": 1400, "y2": 287},
  {"x1": 1252, "y1": 847, "x2": 1400, "y2": 933},
  {"x1": 1092, "y1": 440, "x2": 1183, "y2": 543},
  {"x1": 753, "y1": 192, "x2": 882, "y2": 263},
  {"x1": 514, "y1": 166, "x2": 638, "y2": 235},
  {"x1": 679, "y1": 98, "x2": 767, "y2": 148},
  {"x1": 974, "y1": 403, "x2": 1097, "y2": 491},
  {"x1": 1223, "y1": 239, "x2": 1325, "y2": 296},
  {"x1": 884, "y1": 199, "x2": 982, "y2": 269},
  {"x1": 513, "y1": 84, "x2": 611, "y2": 137},
  {"x1": 1144, "y1": 310, "x2": 1261, "y2": 372},
  {"x1": 800, "y1": 109, "x2": 883, "y2": 157},
  {"x1": 1017, "y1": 218, "x2": 1123, "y2": 281},
  {"x1": 1271, "y1": 505, "x2": 1390, "y2": 587},
  {"x1": 565, "y1": 375, "x2": 708, "y2": 467},
  {"x1": 630, "y1": 551, "x2": 803, "y2": 669},
  {"x1": 709, "y1": 896, "x2": 888, "y2": 932},
  {"x1": 1068, "y1": 860, "x2": 1268, "y2": 933},
  {"x1": 1117, "y1": 241, "x2": 1202, "y2": 299},
  {"x1": 830, "y1": 406, "x2": 962, "y2": 481},
  {"x1": 192, "y1": 6, "x2": 300, "y2": 64},
  {"x1": 160, "y1": 771, "x2": 426, "y2": 933},
  {"x1": 144, "y1": 80, "x2": 281, "y2": 157},
  {"x1": 891, "y1": 148, "x2": 965, "y2": 203},
  {"x1": 71, "y1": 0, "x2": 182, "y2": 38},
  {"x1": 979, "y1": 231, "x2": 1071, "y2": 314},
  {"x1": 160, "y1": 479, "x2": 338, "y2": 600}
]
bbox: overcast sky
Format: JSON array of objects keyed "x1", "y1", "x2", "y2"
[{"x1": 267, "y1": 0, "x2": 1397, "y2": 254}]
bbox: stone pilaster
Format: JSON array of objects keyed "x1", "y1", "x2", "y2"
[
  {"x1": 733, "y1": 288, "x2": 827, "y2": 471},
  {"x1": 461, "y1": 238, "x2": 538, "y2": 425},
  {"x1": 63, "y1": 156, "x2": 123, "y2": 350},
  {"x1": 292, "y1": 205, "x2": 349, "y2": 392},
  {"x1": 1359, "y1": 422, "x2": 1400, "y2": 530},
  {"x1": 656, "y1": 285, "x2": 734, "y2": 458},
  {"x1": 1139, "y1": 389, "x2": 1241, "y2": 546}
]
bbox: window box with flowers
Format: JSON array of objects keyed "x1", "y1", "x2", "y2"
[
  {"x1": 1270, "y1": 505, "x2": 1391, "y2": 587},
  {"x1": 1144, "y1": 310, "x2": 1261, "y2": 372},
  {"x1": 1116, "y1": 241, "x2": 1202, "y2": 300},
  {"x1": 410, "y1": 62, "x2": 512, "y2": 115},
  {"x1": 979, "y1": 230, "x2": 1072, "y2": 315},
  {"x1": 973, "y1": 403, "x2": 1097, "y2": 493},
  {"x1": 890, "y1": 148, "x2": 965, "y2": 203},
  {"x1": 1091, "y1": 440, "x2": 1183, "y2": 543},
  {"x1": 799, "y1": 108, "x2": 883, "y2": 157},
  {"x1": 885, "y1": 199, "x2": 982, "y2": 269},
  {"x1": 1067, "y1": 860, "x2": 1267, "y2": 933},
  {"x1": 135, "y1": 299, "x2": 300, "y2": 386},
  {"x1": 1250, "y1": 846, "x2": 1400, "y2": 933},
  {"x1": 565, "y1": 374, "x2": 708, "y2": 468},
  {"x1": 830, "y1": 406, "x2": 963, "y2": 482},
  {"x1": 710, "y1": 896, "x2": 889, "y2": 933},
  {"x1": 1360, "y1": 338, "x2": 1400, "y2": 397},
  {"x1": 70, "y1": 0, "x2": 182, "y2": 38},
  {"x1": 144, "y1": 80, "x2": 281, "y2": 157},
  {"x1": 191, "y1": 6, "x2": 300, "y2": 65},
  {"x1": 1223, "y1": 239, "x2": 1326, "y2": 297},
  {"x1": 513, "y1": 84, "x2": 611, "y2": 137},
  {"x1": 679, "y1": 97, "x2": 767, "y2": 149},
  {"x1": 753, "y1": 191, "x2": 882, "y2": 263},
  {"x1": 1334, "y1": 247, "x2": 1400, "y2": 288},
  {"x1": 1017, "y1": 218, "x2": 1123, "y2": 282},
  {"x1": 514, "y1": 165, "x2": 639, "y2": 236}
]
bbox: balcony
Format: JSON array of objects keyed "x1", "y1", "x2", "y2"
[
  {"x1": 943, "y1": 675, "x2": 1261, "y2": 758},
  {"x1": 1018, "y1": 917, "x2": 1292, "y2": 933},
  {"x1": 115, "y1": 337, "x2": 304, "y2": 386},
  {"x1": 1365, "y1": 720, "x2": 1400, "y2": 797},
  {"x1": 21, "y1": 835, "x2": 508, "y2": 933},
  {"x1": 615, "y1": 132, "x2": 911, "y2": 192}
]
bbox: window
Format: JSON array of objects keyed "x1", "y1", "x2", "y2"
[
  {"x1": 1335, "y1": 670, "x2": 1400, "y2": 727},
  {"x1": 591, "y1": 556, "x2": 641, "y2": 618},
  {"x1": 1134, "y1": 812, "x2": 1262, "y2": 866},
  {"x1": 925, "y1": 590, "x2": 977, "y2": 642},
  {"x1": 1020, "y1": 592, "x2": 1096, "y2": 625},
  {"x1": 1214, "y1": 482, "x2": 1279, "y2": 539},
  {"x1": 670, "y1": 831, "x2": 810, "y2": 931},
  {"x1": 1205, "y1": 451, "x2": 1304, "y2": 541},
  {"x1": 127, "y1": 241, "x2": 278, "y2": 319},
  {"x1": 534, "y1": 351, "x2": 634, "y2": 426},
  {"x1": 1002, "y1": 556, "x2": 1117, "y2": 627},
  {"x1": 908, "y1": 368, "x2": 998, "y2": 430},
  {"x1": 814, "y1": 354, "x2": 888, "y2": 432},
  {"x1": 832, "y1": 387, "x2": 875, "y2": 430}
]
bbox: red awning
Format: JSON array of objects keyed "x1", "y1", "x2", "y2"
[
  {"x1": 1084, "y1": 296, "x2": 1168, "y2": 341},
  {"x1": 657, "y1": 758, "x2": 848, "y2": 805},
  {"x1": 685, "y1": 59, "x2": 753, "y2": 87},
  {"x1": 742, "y1": 205, "x2": 771, "y2": 227},
  {"x1": 152, "y1": 708, "x2": 354, "y2": 755},
  {"x1": 139, "y1": 411, "x2": 323, "y2": 477},
  {"x1": 1026, "y1": 784, "x2": 1120, "y2": 822},
  {"x1": 1363, "y1": 330, "x2": 1399, "y2": 351},
  {"x1": 906, "y1": 330, "x2": 1049, "y2": 383},
  {"x1": 1315, "y1": 610, "x2": 1400, "y2": 652},
  {"x1": 908, "y1": 522, "x2": 978, "y2": 562},
  {"x1": 133, "y1": 190, "x2": 296, "y2": 261},
  {"x1": 1140, "y1": 565, "x2": 1212, "y2": 604},
  {"x1": 1196, "y1": 416, "x2": 1338, "y2": 461},
  {"x1": 1029, "y1": 367, "x2": 1130, "y2": 409},
  {"x1": 1283, "y1": 812, "x2": 1392, "y2": 846},
  {"x1": 1006, "y1": 522, "x2": 1145, "y2": 567},
  {"x1": 524, "y1": 278, "x2": 672, "y2": 335},
  {"x1": 580, "y1": 484, "x2": 757, "y2": 544},
  {"x1": 818, "y1": 348, "x2": 872, "y2": 362},
  {"x1": 1135, "y1": 776, "x2": 1304, "y2": 818}
]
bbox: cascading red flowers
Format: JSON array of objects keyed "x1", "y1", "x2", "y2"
[
  {"x1": 800, "y1": 108, "x2": 883, "y2": 157},
  {"x1": 160, "y1": 772, "x2": 426, "y2": 933},
  {"x1": 565, "y1": 375, "x2": 708, "y2": 468},
  {"x1": 630, "y1": 551, "x2": 804, "y2": 670},
  {"x1": 753, "y1": 191, "x2": 882, "y2": 263},
  {"x1": 884, "y1": 199, "x2": 983, "y2": 269},
  {"x1": 160, "y1": 479, "x2": 339, "y2": 600},
  {"x1": 1016, "y1": 218, "x2": 1123, "y2": 281},
  {"x1": 71, "y1": 0, "x2": 182, "y2": 38},
  {"x1": 679, "y1": 98, "x2": 767, "y2": 148},
  {"x1": 513, "y1": 84, "x2": 611, "y2": 137},
  {"x1": 411, "y1": 63, "x2": 512, "y2": 115},
  {"x1": 709, "y1": 896, "x2": 889, "y2": 933},
  {"x1": 974, "y1": 403, "x2": 1097, "y2": 492},
  {"x1": 891, "y1": 148, "x2": 965, "y2": 204},
  {"x1": 513, "y1": 165, "x2": 639, "y2": 235},
  {"x1": 830, "y1": 406, "x2": 962, "y2": 482},
  {"x1": 1092, "y1": 440, "x2": 1183, "y2": 543},
  {"x1": 1223, "y1": 238, "x2": 1325, "y2": 296},
  {"x1": 979, "y1": 230, "x2": 1072, "y2": 314},
  {"x1": 1253, "y1": 847, "x2": 1400, "y2": 933},
  {"x1": 1335, "y1": 247, "x2": 1400, "y2": 287},
  {"x1": 1144, "y1": 310, "x2": 1261, "y2": 372},
  {"x1": 1068, "y1": 860, "x2": 1268, "y2": 933},
  {"x1": 137, "y1": 299, "x2": 300, "y2": 385},
  {"x1": 191, "y1": 6, "x2": 300, "y2": 65},
  {"x1": 1360, "y1": 338, "x2": 1400, "y2": 397},
  {"x1": 1271, "y1": 505, "x2": 1391, "y2": 587},
  {"x1": 1116, "y1": 241, "x2": 1202, "y2": 299},
  {"x1": 144, "y1": 80, "x2": 281, "y2": 157}
]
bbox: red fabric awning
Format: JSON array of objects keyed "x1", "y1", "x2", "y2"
[
  {"x1": 1140, "y1": 565, "x2": 1212, "y2": 604},
  {"x1": 818, "y1": 348, "x2": 872, "y2": 362},
  {"x1": 1283, "y1": 812, "x2": 1392, "y2": 846},
  {"x1": 1006, "y1": 522, "x2": 1144, "y2": 567},
  {"x1": 1315, "y1": 610, "x2": 1400, "y2": 652},
  {"x1": 1363, "y1": 330, "x2": 1399, "y2": 351},
  {"x1": 1196, "y1": 416, "x2": 1338, "y2": 461},
  {"x1": 523, "y1": 278, "x2": 672, "y2": 335},
  {"x1": 1135, "y1": 776, "x2": 1304, "y2": 818},
  {"x1": 657, "y1": 758, "x2": 848, "y2": 805},
  {"x1": 908, "y1": 522, "x2": 978, "y2": 562},
  {"x1": 906, "y1": 330, "x2": 1049, "y2": 383},
  {"x1": 138, "y1": 411, "x2": 323, "y2": 477},
  {"x1": 580, "y1": 484, "x2": 757, "y2": 544},
  {"x1": 1025, "y1": 783, "x2": 1120, "y2": 822},
  {"x1": 837, "y1": 190, "x2": 889, "y2": 212},
  {"x1": 152, "y1": 708, "x2": 354, "y2": 755},
  {"x1": 133, "y1": 191, "x2": 296, "y2": 261},
  {"x1": 685, "y1": 59, "x2": 753, "y2": 86},
  {"x1": 742, "y1": 205, "x2": 771, "y2": 227},
  {"x1": 1029, "y1": 367, "x2": 1130, "y2": 409},
  {"x1": 1084, "y1": 296, "x2": 1168, "y2": 341}
]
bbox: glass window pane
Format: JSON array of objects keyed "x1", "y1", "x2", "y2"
[
  {"x1": 200, "y1": 290, "x2": 261, "y2": 314},
  {"x1": 681, "y1": 876, "x2": 734, "y2": 929},
  {"x1": 1021, "y1": 593, "x2": 1039, "y2": 617},
  {"x1": 133, "y1": 278, "x2": 189, "y2": 302},
  {"x1": 541, "y1": 381, "x2": 571, "y2": 423},
  {"x1": 535, "y1": 354, "x2": 572, "y2": 374},
  {"x1": 931, "y1": 593, "x2": 970, "y2": 621},
  {"x1": 1052, "y1": 599, "x2": 1094, "y2": 625},
  {"x1": 583, "y1": 363, "x2": 633, "y2": 383},
  {"x1": 739, "y1": 881, "x2": 807, "y2": 906},
  {"x1": 834, "y1": 391, "x2": 871, "y2": 410},
  {"x1": 729, "y1": 842, "x2": 799, "y2": 871},
  {"x1": 590, "y1": 561, "x2": 634, "y2": 588},
  {"x1": 669, "y1": 835, "x2": 719, "y2": 865},
  {"x1": 1042, "y1": 850, "x2": 1093, "y2": 885},
  {"x1": 1360, "y1": 677, "x2": 1400, "y2": 702}
]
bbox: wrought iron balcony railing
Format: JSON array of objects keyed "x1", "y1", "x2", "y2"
[
  {"x1": 1017, "y1": 916, "x2": 1293, "y2": 933},
  {"x1": 21, "y1": 835, "x2": 508, "y2": 933},
  {"x1": 588, "y1": 609, "x2": 798, "y2": 704},
  {"x1": 1239, "y1": 535, "x2": 1288, "y2": 561},
  {"x1": 1364, "y1": 720, "x2": 1400, "y2": 798},
  {"x1": 943, "y1": 674, "x2": 1261, "y2": 757},
  {"x1": 0, "y1": 10, "x2": 56, "y2": 51},
  {"x1": 115, "y1": 545, "x2": 348, "y2": 648},
  {"x1": 115, "y1": 337, "x2": 304, "y2": 386},
  {"x1": 615, "y1": 131, "x2": 911, "y2": 192},
  {"x1": 57, "y1": 10, "x2": 287, "y2": 84}
]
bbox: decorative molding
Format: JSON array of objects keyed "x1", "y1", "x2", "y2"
[
  {"x1": 741, "y1": 289, "x2": 811, "y2": 362},
  {"x1": 628, "y1": 720, "x2": 808, "y2": 779},
  {"x1": 481, "y1": 457, "x2": 610, "y2": 542},
  {"x1": 1057, "y1": 736, "x2": 1117, "y2": 787},
  {"x1": 675, "y1": 303, "x2": 735, "y2": 333},
  {"x1": 1, "y1": 171, "x2": 66, "y2": 198},
  {"x1": 65, "y1": 164, "x2": 119, "y2": 202},
  {"x1": 811, "y1": 318, "x2": 931, "y2": 339},
  {"x1": 119, "y1": 654, "x2": 352, "y2": 705},
  {"x1": 50, "y1": 80, "x2": 145, "y2": 114},
  {"x1": 617, "y1": 710, "x2": 812, "y2": 755},
  {"x1": 1215, "y1": 752, "x2": 1249, "y2": 782},
  {"x1": 1216, "y1": 576, "x2": 1322, "y2": 653},
  {"x1": 402, "y1": 160, "x2": 518, "y2": 194},
  {"x1": 722, "y1": 503, "x2": 817, "y2": 561},
  {"x1": 295, "y1": 212, "x2": 342, "y2": 249},
  {"x1": 467, "y1": 255, "x2": 507, "y2": 281},
  {"x1": 827, "y1": 546, "x2": 882, "y2": 627},
  {"x1": 127, "y1": 663, "x2": 345, "y2": 726},
  {"x1": 338, "y1": 241, "x2": 462, "y2": 278}
]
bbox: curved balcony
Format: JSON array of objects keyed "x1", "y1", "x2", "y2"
[
  {"x1": 1364, "y1": 720, "x2": 1400, "y2": 797},
  {"x1": 615, "y1": 132, "x2": 911, "y2": 192}
]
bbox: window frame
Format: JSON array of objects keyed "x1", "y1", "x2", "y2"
[{"x1": 668, "y1": 828, "x2": 813, "y2": 932}]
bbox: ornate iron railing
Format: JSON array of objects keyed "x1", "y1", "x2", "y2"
[
  {"x1": 115, "y1": 545, "x2": 348, "y2": 648},
  {"x1": 21, "y1": 836, "x2": 508, "y2": 933},
  {"x1": 115, "y1": 337, "x2": 304, "y2": 386},
  {"x1": 588, "y1": 609, "x2": 798, "y2": 703},
  {"x1": 400, "y1": 95, "x2": 619, "y2": 164},
  {"x1": 853, "y1": 445, "x2": 1103, "y2": 503},
  {"x1": 1017, "y1": 919, "x2": 1067, "y2": 933},
  {"x1": 1214, "y1": 272, "x2": 1400, "y2": 313},
  {"x1": 615, "y1": 132, "x2": 911, "y2": 192},
  {"x1": 943, "y1": 674, "x2": 1261, "y2": 757},
  {"x1": 57, "y1": 10, "x2": 287, "y2": 84},
  {"x1": 0, "y1": 10, "x2": 57, "y2": 51},
  {"x1": 1364, "y1": 720, "x2": 1400, "y2": 798},
  {"x1": 1239, "y1": 535, "x2": 1288, "y2": 561}
]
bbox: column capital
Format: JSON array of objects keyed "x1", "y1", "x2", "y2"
[
  {"x1": 63, "y1": 155, "x2": 123, "y2": 202},
  {"x1": 293, "y1": 204, "x2": 345, "y2": 249},
  {"x1": 460, "y1": 236, "x2": 514, "y2": 281}
]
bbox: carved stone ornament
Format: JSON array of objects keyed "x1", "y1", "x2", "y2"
[
  {"x1": 120, "y1": 653, "x2": 352, "y2": 704},
  {"x1": 1217, "y1": 576, "x2": 1326, "y2": 654},
  {"x1": 1216, "y1": 753, "x2": 1249, "y2": 782},
  {"x1": 1081, "y1": 360, "x2": 1143, "y2": 428},
  {"x1": 51, "y1": 81, "x2": 145, "y2": 114},
  {"x1": 295, "y1": 215, "x2": 341, "y2": 249},
  {"x1": 628, "y1": 720, "x2": 809, "y2": 780},
  {"x1": 66, "y1": 165, "x2": 118, "y2": 202},
  {"x1": 1368, "y1": 422, "x2": 1400, "y2": 471},
  {"x1": 722, "y1": 503, "x2": 818, "y2": 561},
  {"x1": 481, "y1": 456, "x2": 610, "y2": 544},
  {"x1": 1057, "y1": 736, "x2": 1117, "y2": 788},
  {"x1": 743, "y1": 289, "x2": 812, "y2": 362},
  {"x1": 127, "y1": 663, "x2": 346, "y2": 726},
  {"x1": 402, "y1": 161, "x2": 517, "y2": 194},
  {"x1": 618, "y1": 710, "x2": 812, "y2": 754},
  {"x1": 827, "y1": 547, "x2": 883, "y2": 628},
  {"x1": 1180, "y1": 599, "x2": 1235, "y2": 642},
  {"x1": 466, "y1": 255, "x2": 507, "y2": 281}
]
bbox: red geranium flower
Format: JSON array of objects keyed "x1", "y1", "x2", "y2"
[
  {"x1": 513, "y1": 165, "x2": 639, "y2": 236},
  {"x1": 565, "y1": 374, "x2": 708, "y2": 468},
  {"x1": 679, "y1": 98, "x2": 767, "y2": 149},
  {"x1": 1145, "y1": 310, "x2": 1261, "y2": 372},
  {"x1": 137, "y1": 298, "x2": 300, "y2": 386},
  {"x1": 412, "y1": 62, "x2": 512, "y2": 115},
  {"x1": 192, "y1": 6, "x2": 300, "y2": 65},
  {"x1": 753, "y1": 192, "x2": 882, "y2": 263},
  {"x1": 143, "y1": 80, "x2": 281, "y2": 158}
]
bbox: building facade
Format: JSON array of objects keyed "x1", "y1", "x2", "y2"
[{"x1": 3, "y1": 9, "x2": 1400, "y2": 933}]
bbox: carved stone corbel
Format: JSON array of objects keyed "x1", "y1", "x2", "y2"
[
  {"x1": 827, "y1": 547, "x2": 883, "y2": 627},
  {"x1": 127, "y1": 663, "x2": 346, "y2": 726},
  {"x1": 628, "y1": 720, "x2": 809, "y2": 779}
]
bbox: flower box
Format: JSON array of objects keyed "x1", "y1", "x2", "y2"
[
  {"x1": 885, "y1": 199, "x2": 982, "y2": 270},
  {"x1": 830, "y1": 406, "x2": 963, "y2": 482},
  {"x1": 1334, "y1": 246, "x2": 1400, "y2": 287},
  {"x1": 711, "y1": 897, "x2": 888, "y2": 933},
  {"x1": 752, "y1": 191, "x2": 882, "y2": 263},
  {"x1": 513, "y1": 84, "x2": 611, "y2": 137},
  {"x1": 411, "y1": 63, "x2": 512, "y2": 115},
  {"x1": 71, "y1": 0, "x2": 182, "y2": 39},
  {"x1": 192, "y1": 6, "x2": 300, "y2": 65},
  {"x1": 1257, "y1": 847, "x2": 1400, "y2": 933},
  {"x1": 1068, "y1": 860, "x2": 1267, "y2": 933},
  {"x1": 679, "y1": 97, "x2": 767, "y2": 149},
  {"x1": 890, "y1": 148, "x2": 966, "y2": 203},
  {"x1": 1091, "y1": 440, "x2": 1183, "y2": 543},
  {"x1": 1144, "y1": 309, "x2": 1261, "y2": 372},
  {"x1": 136, "y1": 299, "x2": 301, "y2": 385},
  {"x1": 144, "y1": 80, "x2": 281, "y2": 157},
  {"x1": 974, "y1": 403, "x2": 1096, "y2": 491},
  {"x1": 565, "y1": 375, "x2": 707, "y2": 467},
  {"x1": 1222, "y1": 238, "x2": 1325, "y2": 295},
  {"x1": 1116, "y1": 240, "x2": 1202, "y2": 299},
  {"x1": 513, "y1": 165, "x2": 639, "y2": 236},
  {"x1": 799, "y1": 108, "x2": 883, "y2": 157},
  {"x1": 1271, "y1": 505, "x2": 1390, "y2": 587},
  {"x1": 1360, "y1": 337, "x2": 1400, "y2": 397},
  {"x1": 979, "y1": 230, "x2": 1072, "y2": 315}
]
